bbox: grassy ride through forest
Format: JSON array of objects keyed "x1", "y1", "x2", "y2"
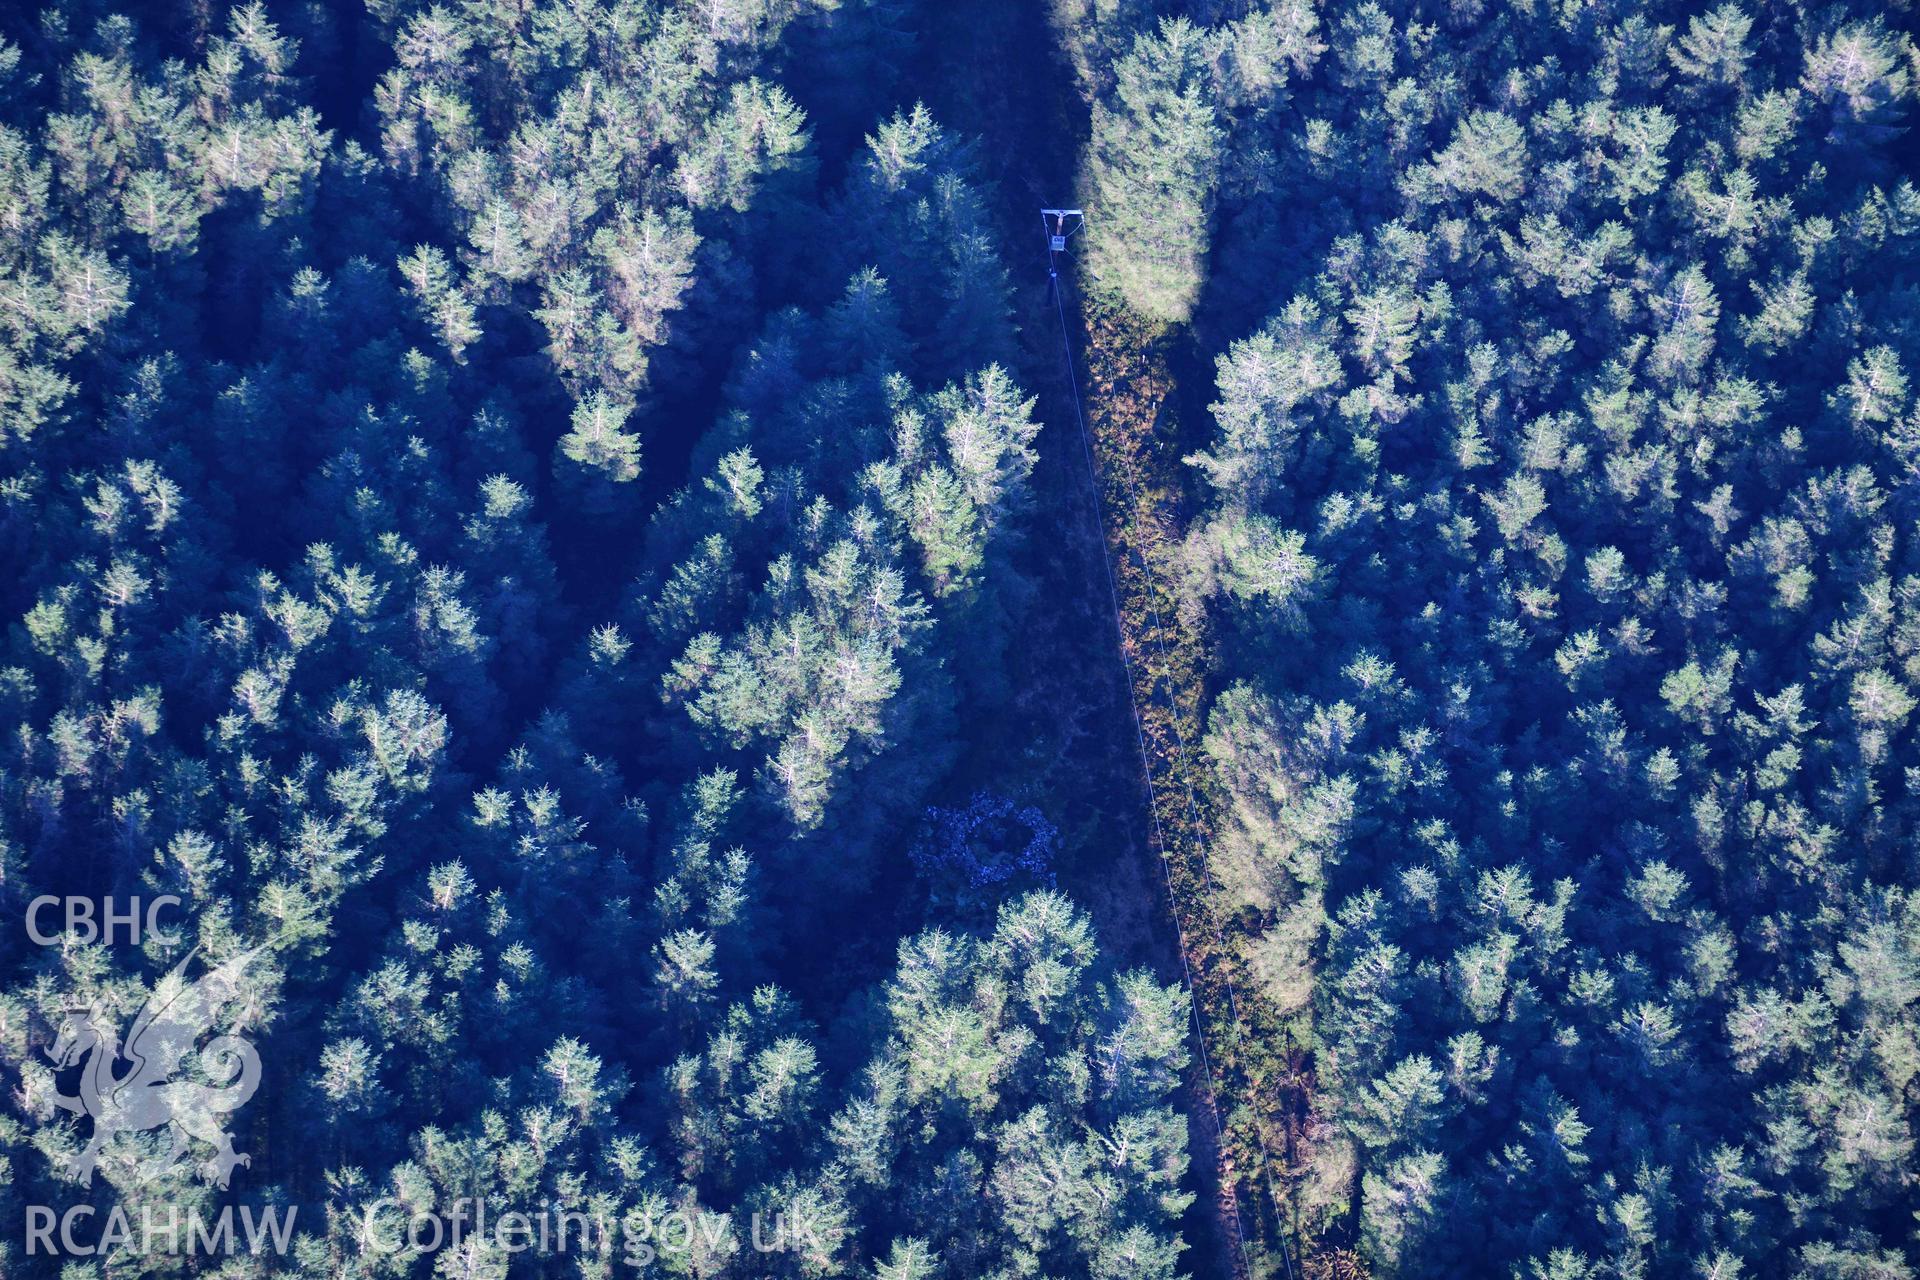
[
  {"x1": 909, "y1": 3, "x2": 1303, "y2": 1272},
  {"x1": 1064, "y1": 291, "x2": 1316, "y2": 1279}
]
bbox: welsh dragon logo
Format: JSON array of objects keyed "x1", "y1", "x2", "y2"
[{"x1": 46, "y1": 943, "x2": 268, "y2": 1188}]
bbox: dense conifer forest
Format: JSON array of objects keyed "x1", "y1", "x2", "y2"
[{"x1": 0, "y1": 0, "x2": 1917, "y2": 1277}]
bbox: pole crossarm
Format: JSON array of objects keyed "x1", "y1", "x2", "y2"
[{"x1": 1040, "y1": 208, "x2": 1085, "y2": 254}]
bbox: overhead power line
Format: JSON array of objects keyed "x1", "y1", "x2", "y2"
[{"x1": 1040, "y1": 208, "x2": 1299, "y2": 1280}]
